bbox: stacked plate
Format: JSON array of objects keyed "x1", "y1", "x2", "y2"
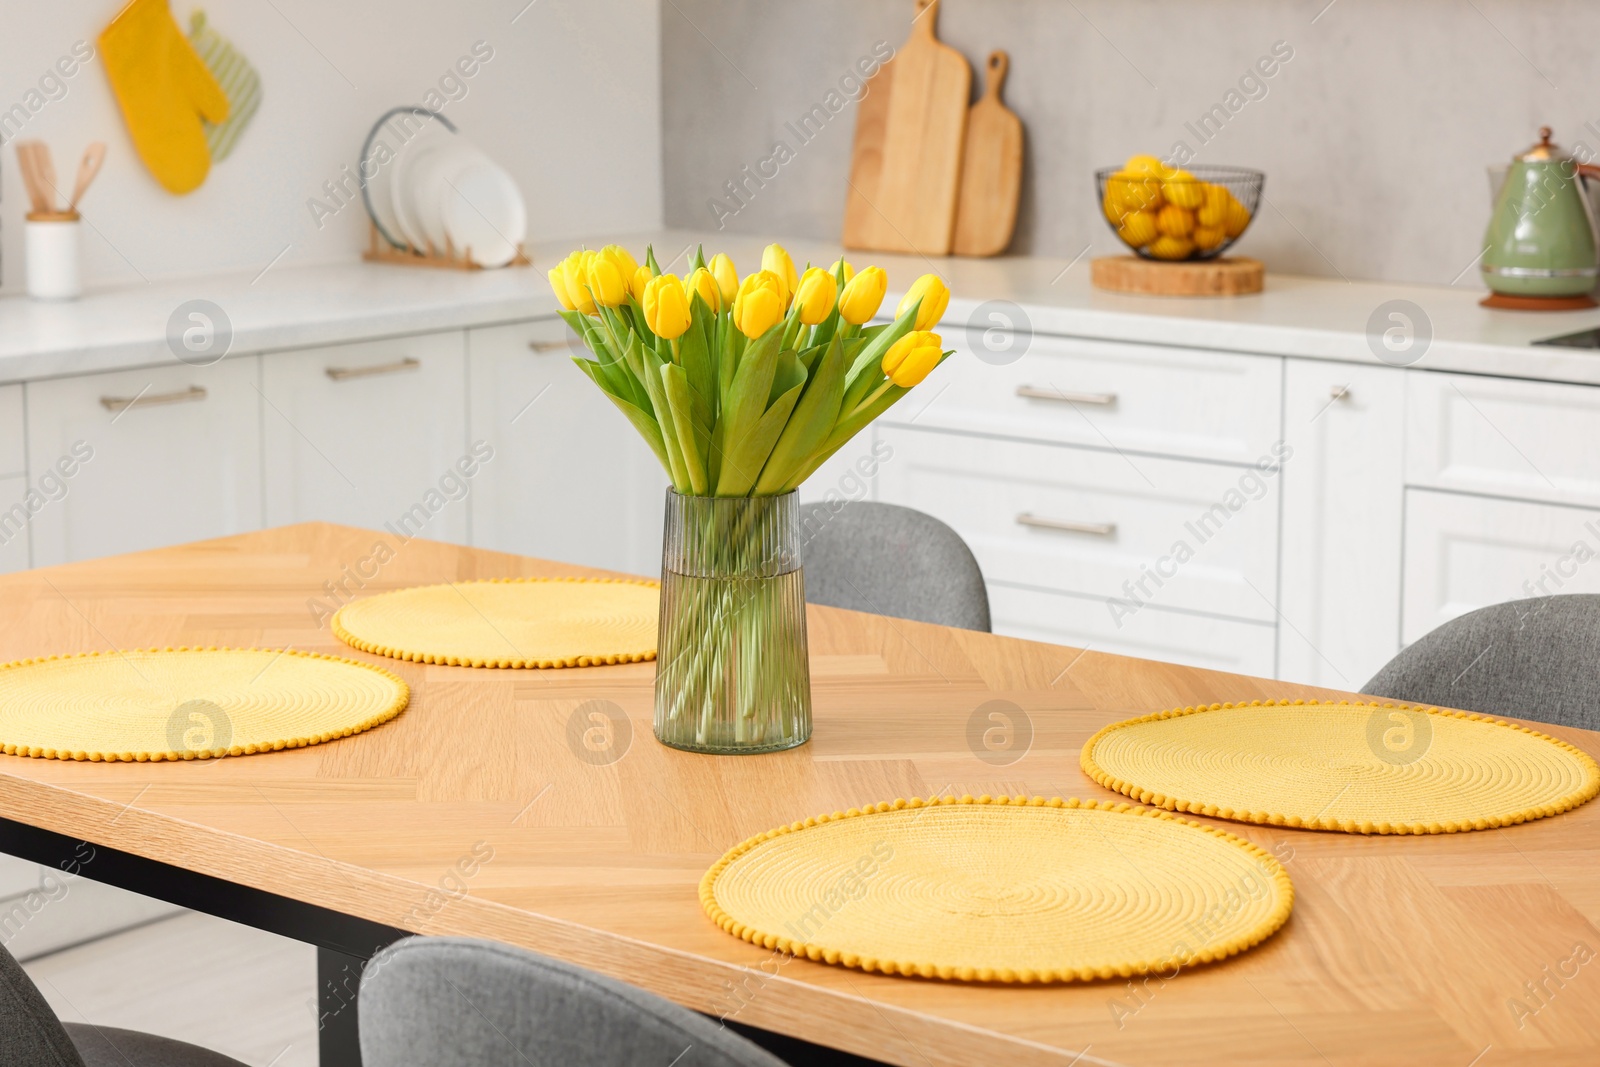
[{"x1": 366, "y1": 116, "x2": 527, "y2": 268}]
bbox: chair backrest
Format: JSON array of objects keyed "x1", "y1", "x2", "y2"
[
  {"x1": 0, "y1": 938, "x2": 85, "y2": 1067},
  {"x1": 798, "y1": 501, "x2": 990, "y2": 632},
  {"x1": 358, "y1": 936, "x2": 788, "y2": 1067},
  {"x1": 1362, "y1": 594, "x2": 1600, "y2": 731}
]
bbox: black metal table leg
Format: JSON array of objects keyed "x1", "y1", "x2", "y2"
[{"x1": 0, "y1": 817, "x2": 408, "y2": 1067}]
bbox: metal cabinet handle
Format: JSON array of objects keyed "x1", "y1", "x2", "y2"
[
  {"x1": 1330, "y1": 384, "x2": 1352, "y2": 400},
  {"x1": 1016, "y1": 512, "x2": 1117, "y2": 537},
  {"x1": 325, "y1": 357, "x2": 420, "y2": 382},
  {"x1": 528, "y1": 339, "x2": 570, "y2": 352},
  {"x1": 1016, "y1": 384, "x2": 1117, "y2": 405},
  {"x1": 100, "y1": 386, "x2": 207, "y2": 413}
]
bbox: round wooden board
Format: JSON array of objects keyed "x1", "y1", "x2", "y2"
[{"x1": 1091, "y1": 255, "x2": 1264, "y2": 297}]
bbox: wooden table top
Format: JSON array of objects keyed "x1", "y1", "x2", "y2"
[{"x1": 2, "y1": 523, "x2": 1598, "y2": 1067}]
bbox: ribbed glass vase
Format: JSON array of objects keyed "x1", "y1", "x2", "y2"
[{"x1": 653, "y1": 489, "x2": 812, "y2": 754}]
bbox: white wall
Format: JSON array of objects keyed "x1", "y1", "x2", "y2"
[{"x1": 0, "y1": 0, "x2": 662, "y2": 293}]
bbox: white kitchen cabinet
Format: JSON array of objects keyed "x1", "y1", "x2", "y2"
[
  {"x1": 892, "y1": 334, "x2": 1284, "y2": 466},
  {"x1": 0, "y1": 385, "x2": 23, "y2": 476},
  {"x1": 0, "y1": 476, "x2": 29, "y2": 573},
  {"x1": 876, "y1": 426, "x2": 1281, "y2": 623},
  {"x1": 25, "y1": 357, "x2": 262, "y2": 566},
  {"x1": 1277, "y1": 361, "x2": 1406, "y2": 690},
  {"x1": 262, "y1": 331, "x2": 469, "y2": 542},
  {"x1": 466, "y1": 320, "x2": 667, "y2": 576},
  {"x1": 988, "y1": 583, "x2": 1277, "y2": 678},
  {"x1": 1401, "y1": 488, "x2": 1600, "y2": 644},
  {"x1": 1407, "y1": 370, "x2": 1600, "y2": 509}
]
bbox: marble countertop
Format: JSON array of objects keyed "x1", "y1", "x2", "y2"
[{"x1": 6, "y1": 229, "x2": 1600, "y2": 386}]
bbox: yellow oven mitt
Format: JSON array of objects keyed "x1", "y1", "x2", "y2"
[{"x1": 99, "y1": 0, "x2": 229, "y2": 194}]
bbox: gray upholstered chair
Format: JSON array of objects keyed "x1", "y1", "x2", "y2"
[
  {"x1": 798, "y1": 501, "x2": 990, "y2": 632},
  {"x1": 1363, "y1": 594, "x2": 1600, "y2": 731},
  {"x1": 358, "y1": 936, "x2": 788, "y2": 1067},
  {"x1": 0, "y1": 938, "x2": 246, "y2": 1066}
]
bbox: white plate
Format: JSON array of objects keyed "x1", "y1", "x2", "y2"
[
  {"x1": 416, "y1": 140, "x2": 489, "y2": 253},
  {"x1": 442, "y1": 160, "x2": 527, "y2": 268},
  {"x1": 371, "y1": 113, "x2": 454, "y2": 252}
]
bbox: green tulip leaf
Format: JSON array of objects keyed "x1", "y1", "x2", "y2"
[{"x1": 758, "y1": 334, "x2": 845, "y2": 494}]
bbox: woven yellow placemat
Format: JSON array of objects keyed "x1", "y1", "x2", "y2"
[
  {"x1": 0, "y1": 647, "x2": 408, "y2": 762},
  {"x1": 701, "y1": 795, "x2": 1293, "y2": 983},
  {"x1": 332, "y1": 577, "x2": 659, "y2": 669},
  {"x1": 1081, "y1": 699, "x2": 1600, "y2": 835}
]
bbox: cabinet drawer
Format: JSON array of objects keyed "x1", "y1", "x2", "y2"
[
  {"x1": 1402, "y1": 488, "x2": 1600, "y2": 644},
  {"x1": 0, "y1": 385, "x2": 22, "y2": 476},
  {"x1": 990, "y1": 584, "x2": 1277, "y2": 677},
  {"x1": 887, "y1": 333, "x2": 1283, "y2": 465},
  {"x1": 26, "y1": 357, "x2": 263, "y2": 567},
  {"x1": 263, "y1": 331, "x2": 469, "y2": 541},
  {"x1": 876, "y1": 427, "x2": 1281, "y2": 622},
  {"x1": 1407, "y1": 370, "x2": 1600, "y2": 508}
]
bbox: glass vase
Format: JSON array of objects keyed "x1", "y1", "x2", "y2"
[{"x1": 653, "y1": 489, "x2": 812, "y2": 754}]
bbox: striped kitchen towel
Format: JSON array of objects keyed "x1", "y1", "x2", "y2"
[{"x1": 188, "y1": 9, "x2": 260, "y2": 162}]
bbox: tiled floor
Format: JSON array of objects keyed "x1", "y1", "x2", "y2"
[{"x1": 23, "y1": 910, "x2": 318, "y2": 1067}]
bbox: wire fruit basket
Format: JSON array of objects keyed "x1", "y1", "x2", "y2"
[{"x1": 1097, "y1": 164, "x2": 1264, "y2": 262}]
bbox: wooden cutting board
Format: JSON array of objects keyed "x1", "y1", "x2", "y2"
[
  {"x1": 842, "y1": 0, "x2": 970, "y2": 255},
  {"x1": 952, "y1": 50, "x2": 1024, "y2": 257},
  {"x1": 841, "y1": 54, "x2": 894, "y2": 250}
]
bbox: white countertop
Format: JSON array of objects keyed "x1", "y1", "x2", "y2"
[{"x1": 7, "y1": 229, "x2": 1600, "y2": 386}]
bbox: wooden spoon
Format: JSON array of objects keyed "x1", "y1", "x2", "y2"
[
  {"x1": 15, "y1": 143, "x2": 48, "y2": 214},
  {"x1": 35, "y1": 143, "x2": 59, "y2": 212},
  {"x1": 68, "y1": 142, "x2": 106, "y2": 210}
]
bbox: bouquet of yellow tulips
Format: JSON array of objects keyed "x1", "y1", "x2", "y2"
[{"x1": 547, "y1": 241, "x2": 952, "y2": 497}]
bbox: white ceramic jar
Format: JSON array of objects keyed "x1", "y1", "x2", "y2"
[{"x1": 25, "y1": 213, "x2": 82, "y2": 301}]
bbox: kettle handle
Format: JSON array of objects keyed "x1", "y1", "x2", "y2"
[{"x1": 1578, "y1": 163, "x2": 1600, "y2": 183}]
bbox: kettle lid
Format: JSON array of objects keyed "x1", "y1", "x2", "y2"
[{"x1": 1517, "y1": 126, "x2": 1572, "y2": 162}]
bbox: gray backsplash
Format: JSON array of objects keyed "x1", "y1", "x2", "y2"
[{"x1": 662, "y1": 0, "x2": 1600, "y2": 286}]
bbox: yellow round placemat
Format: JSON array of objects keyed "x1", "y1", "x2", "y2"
[
  {"x1": 701, "y1": 795, "x2": 1293, "y2": 983},
  {"x1": 332, "y1": 577, "x2": 659, "y2": 669},
  {"x1": 1082, "y1": 699, "x2": 1600, "y2": 835},
  {"x1": 0, "y1": 647, "x2": 408, "y2": 762}
]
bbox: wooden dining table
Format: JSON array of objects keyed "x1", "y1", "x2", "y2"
[{"x1": 0, "y1": 522, "x2": 1597, "y2": 1067}]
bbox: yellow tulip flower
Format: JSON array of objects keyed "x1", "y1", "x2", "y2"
[
  {"x1": 686, "y1": 266, "x2": 721, "y2": 311},
  {"x1": 548, "y1": 265, "x2": 575, "y2": 311},
  {"x1": 733, "y1": 270, "x2": 786, "y2": 339},
  {"x1": 586, "y1": 253, "x2": 628, "y2": 308},
  {"x1": 881, "y1": 331, "x2": 944, "y2": 388},
  {"x1": 642, "y1": 273, "x2": 692, "y2": 340},
  {"x1": 830, "y1": 258, "x2": 855, "y2": 283},
  {"x1": 761, "y1": 243, "x2": 799, "y2": 305},
  {"x1": 896, "y1": 273, "x2": 950, "y2": 330},
  {"x1": 560, "y1": 250, "x2": 597, "y2": 315},
  {"x1": 793, "y1": 267, "x2": 838, "y2": 326},
  {"x1": 836, "y1": 265, "x2": 887, "y2": 325},
  {"x1": 598, "y1": 244, "x2": 638, "y2": 279},
  {"x1": 709, "y1": 253, "x2": 738, "y2": 304},
  {"x1": 629, "y1": 264, "x2": 652, "y2": 302}
]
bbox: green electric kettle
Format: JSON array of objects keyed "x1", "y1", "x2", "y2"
[{"x1": 1482, "y1": 127, "x2": 1600, "y2": 306}]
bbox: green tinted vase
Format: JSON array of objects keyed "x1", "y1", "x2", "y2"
[{"x1": 653, "y1": 490, "x2": 812, "y2": 754}]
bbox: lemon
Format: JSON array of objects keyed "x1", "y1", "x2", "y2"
[
  {"x1": 1117, "y1": 210, "x2": 1159, "y2": 248},
  {"x1": 1124, "y1": 154, "x2": 1167, "y2": 177},
  {"x1": 1192, "y1": 224, "x2": 1227, "y2": 251},
  {"x1": 1223, "y1": 197, "x2": 1252, "y2": 238},
  {"x1": 1162, "y1": 170, "x2": 1205, "y2": 209},
  {"x1": 1109, "y1": 170, "x2": 1163, "y2": 213},
  {"x1": 1197, "y1": 184, "x2": 1231, "y2": 228},
  {"x1": 1156, "y1": 203, "x2": 1195, "y2": 238},
  {"x1": 1103, "y1": 192, "x2": 1129, "y2": 225},
  {"x1": 1147, "y1": 235, "x2": 1196, "y2": 260}
]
